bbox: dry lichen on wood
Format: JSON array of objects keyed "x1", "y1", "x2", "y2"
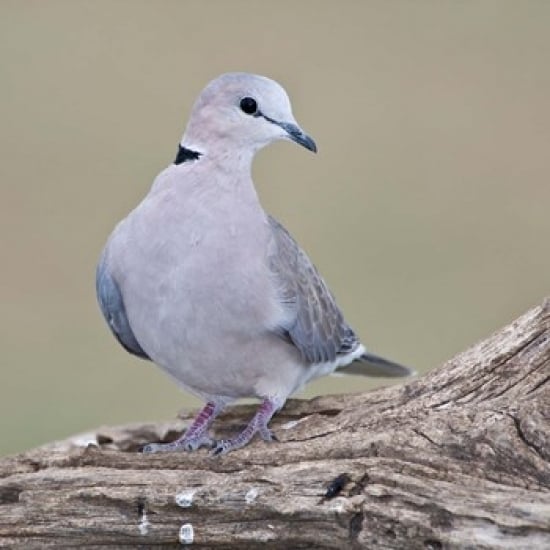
[{"x1": 0, "y1": 299, "x2": 548, "y2": 548}]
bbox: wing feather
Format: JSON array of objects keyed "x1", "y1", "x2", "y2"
[
  {"x1": 267, "y1": 216, "x2": 361, "y2": 364},
  {"x1": 96, "y1": 255, "x2": 150, "y2": 360}
]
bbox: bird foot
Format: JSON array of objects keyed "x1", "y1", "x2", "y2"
[
  {"x1": 259, "y1": 426, "x2": 278, "y2": 442},
  {"x1": 211, "y1": 397, "x2": 281, "y2": 455},
  {"x1": 142, "y1": 400, "x2": 223, "y2": 453}
]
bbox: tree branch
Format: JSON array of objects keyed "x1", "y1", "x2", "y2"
[{"x1": 1, "y1": 299, "x2": 549, "y2": 548}]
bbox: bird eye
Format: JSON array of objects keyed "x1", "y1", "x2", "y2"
[{"x1": 240, "y1": 97, "x2": 258, "y2": 115}]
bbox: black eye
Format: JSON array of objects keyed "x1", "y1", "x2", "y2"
[{"x1": 240, "y1": 97, "x2": 258, "y2": 115}]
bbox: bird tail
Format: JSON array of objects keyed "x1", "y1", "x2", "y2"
[{"x1": 339, "y1": 351, "x2": 415, "y2": 378}]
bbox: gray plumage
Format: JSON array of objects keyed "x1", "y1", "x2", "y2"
[
  {"x1": 268, "y1": 215, "x2": 358, "y2": 364},
  {"x1": 96, "y1": 73, "x2": 413, "y2": 454},
  {"x1": 96, "y1": 258, "x2": 149, "y2": 360}
]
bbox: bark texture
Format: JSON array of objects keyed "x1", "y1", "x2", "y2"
[{"x1": 1, "y1": 300, "x2": 549, "y2": 549}]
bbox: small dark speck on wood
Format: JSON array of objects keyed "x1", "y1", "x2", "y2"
[{"x1": 324, "y1": 473, "x2": 351, "y2": 499}]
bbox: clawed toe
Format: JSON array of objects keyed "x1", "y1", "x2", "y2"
[
  {"x1": 259, "y1": 427, "x2": 278, "y2": 442},
  {"x1": 210, "y1": 431, "x2": 278, "y2": 456},
  {"x1": 211, "y1": 438, "x2": 249, "y2": 456},
  {"x1": 212, "y1": 440, "x2": 230, "y2": 456}
]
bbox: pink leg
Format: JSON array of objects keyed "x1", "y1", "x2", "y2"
[
  {"x1": 143, "y1": 401, "x2": 224, "y2": 453},
  {"x1": 213, "y1": 397, "x2": 283, "y2": 456}
]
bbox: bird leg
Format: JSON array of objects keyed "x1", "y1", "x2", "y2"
[
  {"x1": 142, "y1": 401, "x2": 223, "y2": 453},
  {"x1": 213, "y1": 397, "x2": 282, "y2": 455}
]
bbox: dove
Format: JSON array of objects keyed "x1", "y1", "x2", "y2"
[{"x1": 96, "y1": 72, "x2": 413, "y2": 455}]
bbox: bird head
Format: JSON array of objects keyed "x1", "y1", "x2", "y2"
[{"x1": 181, "y1": 73, "x2": 317, "y2": 157}]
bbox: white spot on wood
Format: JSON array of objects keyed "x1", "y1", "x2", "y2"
[
  {"x1": 280, "y1": 417, "x2": 307, "y2": 430},
  {"x1": 328, "y1": 498, "x2": 345, "y2": 513},
  {"x1": 281, "y1": 420, "x2": 298, "y2": 430},
  {"x1": 179, "y1": 523, "x2": 194, "y2": 545},
  {"x1": 268, "y1": 524, "x2": 275, "y2": 530},
  {"x1": 175, "y1": 489, "x2": 196, "y2": 508},
  {"x1": 71, "y1": 432, "x2": 98, "y2": 447},
  {"x1": 245, "y1": 487, "x2": 259, "y2": 504},
  {"x1": 138, "y1": 509, "x2": 150, "y2": 535}
]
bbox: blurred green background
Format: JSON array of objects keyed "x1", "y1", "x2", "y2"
[{"x1": 1, "y1": 1, "x2": 549, "y2": 457}]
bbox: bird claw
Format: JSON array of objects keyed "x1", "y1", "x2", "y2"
[
  {"x1": 211, "y1": 440, "x2": 231, "y2": 456},
  {"x1": 210, "y1": 428, "x2": 278, "y2": 456},
  {"x1": 211, "y1": 436, "x2": 250, "y2": 456},
  {"x1": 259, "y1": 427, "x2": 278, "y2": 442}
]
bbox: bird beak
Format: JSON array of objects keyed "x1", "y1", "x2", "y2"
[
  {"x1": 259, "y1": 113, "x2": 317, "y2": 153},
  {"x1": 279, "y1": 122, "x2": 318, "y2": 153}
]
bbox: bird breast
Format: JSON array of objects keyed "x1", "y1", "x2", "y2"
[{"x1": 107, "y1": 177, "x2": 283, "y2": 377}]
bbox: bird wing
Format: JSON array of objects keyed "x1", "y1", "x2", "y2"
[
  {"x1": 96, "y1": 254, "x2": 150, "y2": 360},
  {"x1": 267, "y1": 215, "x2": 361, "y2": 364}
]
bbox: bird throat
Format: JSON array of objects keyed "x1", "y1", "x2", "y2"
[{"x1": 174, "y1": 145, "x2": 202, "y2": 165}]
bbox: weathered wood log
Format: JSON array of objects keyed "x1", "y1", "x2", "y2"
[{"x1": 1, "y1": 300, "x2": 548, "y2": 549}]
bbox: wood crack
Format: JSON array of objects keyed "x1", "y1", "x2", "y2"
[{"x1": 508, "y1": 413, "x2": 548, "y2": 464}]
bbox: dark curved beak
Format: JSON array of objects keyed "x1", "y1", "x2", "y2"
[
  {"x1": 278, "y1": 122, "x2": 317, "y2": 153},
  {"x1": 260, "y1": 113, "x2": 317, "y2": 153}
]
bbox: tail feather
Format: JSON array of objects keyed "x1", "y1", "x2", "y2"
[{"x1": 340, "y1": 351, "x2": 415, "y2": 378}]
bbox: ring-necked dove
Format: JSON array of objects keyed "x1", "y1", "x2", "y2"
[{"x1": 96, "y1": 73, "x2": 413, "y2": 455}]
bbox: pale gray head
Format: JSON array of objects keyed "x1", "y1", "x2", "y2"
[{"x1": 181, "y1": 73, "x2": 317, "y2": 157}]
